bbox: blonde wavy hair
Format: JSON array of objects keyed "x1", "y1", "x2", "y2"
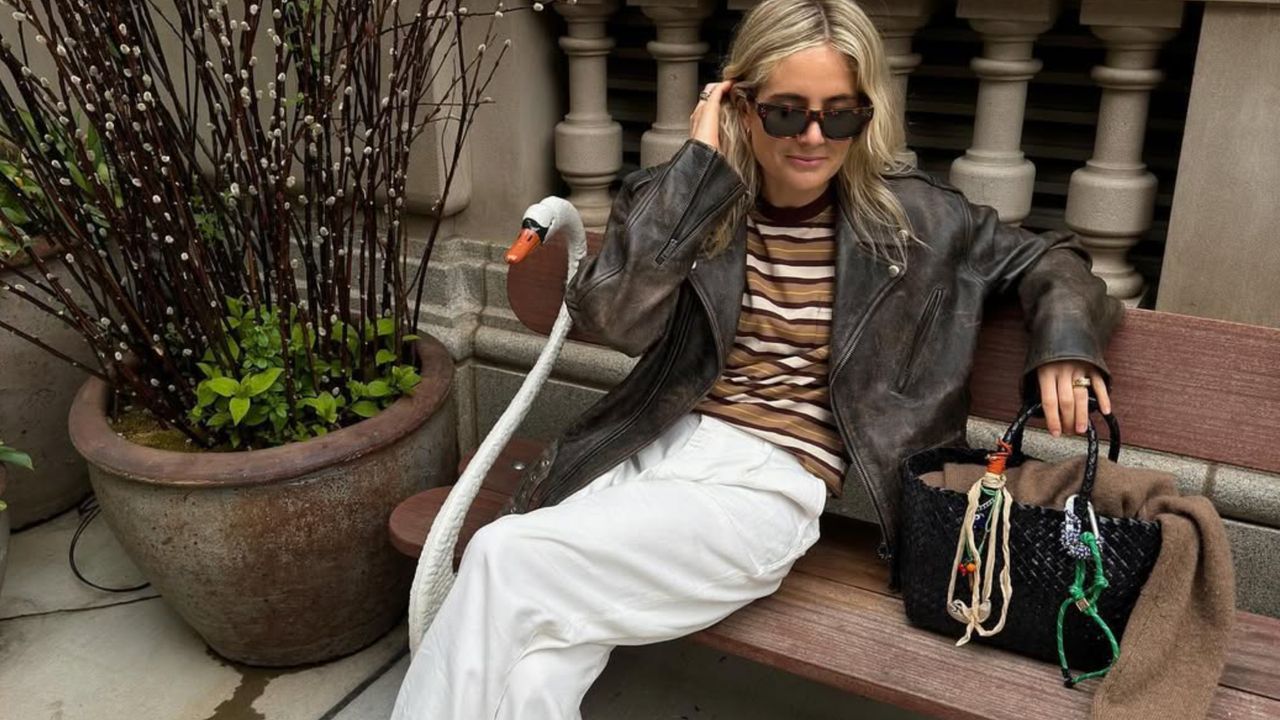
[{"x1": 704, "y1": 0, "x2": 917, "y2": 265}]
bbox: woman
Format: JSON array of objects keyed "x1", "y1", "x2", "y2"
[{"x1": 393, "y1": 0, "x2": 1122, "y2": 716}]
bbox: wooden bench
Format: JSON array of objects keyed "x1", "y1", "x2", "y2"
[{"x1": 389, "y1": 232, "x2": 1280, "y2": 719}]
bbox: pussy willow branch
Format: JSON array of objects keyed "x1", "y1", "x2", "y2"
[{"x1": 0, "y1": 0, "x2": 553, "y2": 442}]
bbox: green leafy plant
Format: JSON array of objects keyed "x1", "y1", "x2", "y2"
[
  {"x1": 0, "y1": 0, "x2": 552, "y2": 450},
  {"x1": 0, "y1": 139, "x2": 41, "y2": 258},
  {"x1": 187, "y1": 298, "x2": 422, "y2": 448},
  {"x1": 0, "y1": 111, "x2": 115, "y2": 257},
  {"x1": 0, "y1": 440, "x2": 33, "y2": 512},
  {"x1": 0, "y1": 441, "x2": 31, "y2": 470}
]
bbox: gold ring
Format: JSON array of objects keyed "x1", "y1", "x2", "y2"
[{"x1": 1071, "y1": 377, "x2": 1092, "y2": 388}]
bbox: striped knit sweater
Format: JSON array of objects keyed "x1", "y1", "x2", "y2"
[{"x1": 692, "y1": 184, "x2": 848, "y2": 497}]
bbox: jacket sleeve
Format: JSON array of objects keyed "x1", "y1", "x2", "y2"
[
  {"x1": 565, "y1": 138, "x2": 748, "y2": 357},
  {"x1": 963, "y1": 201, "x2": 1125, "y2": 393}
]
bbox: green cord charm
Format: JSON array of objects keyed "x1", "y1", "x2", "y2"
[{"x1": 1056, "y1": 530, "x2": 1120, "y2": 686}]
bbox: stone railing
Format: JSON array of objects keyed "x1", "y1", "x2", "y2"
[{"x1": 548, "y1": 0, "x2": 1280, "y2": 326}]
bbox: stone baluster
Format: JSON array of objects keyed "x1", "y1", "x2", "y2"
[
  {"x1": 1066, "y1": 0, "x2": 1184, "y2": 306},
  {"x1": 949, "y1": 0, "x2": 1060, "y2": 224},
  {"x1": 554, "y1": 0, "x2": 623, "y2": 229},
  {"x1": 635, "y1": 0, "x2": 718, "y2": 168},
  {"x1": 863, "y1": 0, "x2": 937, "y2": 168}
]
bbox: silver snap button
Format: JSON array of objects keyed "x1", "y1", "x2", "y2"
[
  {"x1": 887, "y1": 264, "x2": 901, "y2": 277},
  {"x1": 691, "y1": 261, "x2": 698, "y2": 270},
  {"x1": 512, "y1": 460, "x2": 527, "y2": 471}
]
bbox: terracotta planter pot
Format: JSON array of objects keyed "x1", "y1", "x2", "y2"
[
  {"x1": 0, "y1": 242, "x2": 92, "y2": 527},
  {"x1": 68, "y1": 336, "x2": 458, "y2": 666}
]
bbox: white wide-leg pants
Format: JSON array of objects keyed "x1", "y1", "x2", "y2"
[{"x1": 390, "y1": 410, "x2": 829, "y2": 720}]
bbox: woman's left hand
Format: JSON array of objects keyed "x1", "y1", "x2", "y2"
[{"x1": 1036, "y1": 360, "x2": 1112, "y2": 437}]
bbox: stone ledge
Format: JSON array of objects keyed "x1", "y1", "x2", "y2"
[
  {"x1": 1223, "y1": 519, "x2": 1280, "y2": 617},
  {"x1": 825, "y1": 479, "x2": 881, "y2": 525},
  {"x1": 471, "y1": 363, "x2": 609, "y2": 446},
  {"x1": 1210, "y1": 464, "x2": 1280, "y2": 527},
  {"x1": 472, "y1": 324, "x2": 637, "y2": 386}
]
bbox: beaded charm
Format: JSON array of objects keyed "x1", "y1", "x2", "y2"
[
  {"x1": 1061, "y1": 494, "x2": 1103, "y2": 560},
  {"x1": 945, "y1": 441, "x2": 1015, "y2": 643}
]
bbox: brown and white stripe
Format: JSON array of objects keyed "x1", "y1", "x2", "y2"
[{"x1": 693, "y1": 189, "x2": 848, "y2": 497}]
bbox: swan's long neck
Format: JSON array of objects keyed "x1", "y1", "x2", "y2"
[
  {"x1": 406, "y1": 196, "x2": 589, "y2": 654},
  {"x1": 455, "y1": 197, "x2": 586, "y2": 486}
]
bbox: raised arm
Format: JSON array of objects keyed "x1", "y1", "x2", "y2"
[{"x1": 565, "y1": 138, "x2": 748, "y2": 357}]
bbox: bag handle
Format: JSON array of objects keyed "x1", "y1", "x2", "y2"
[{"x1": 998, "y1": 394, "x2": 1121, "y2": 504}]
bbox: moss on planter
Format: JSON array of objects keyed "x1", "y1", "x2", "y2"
[{"x1": 109, "y1": 409, "x2": 205, "y2": 453}]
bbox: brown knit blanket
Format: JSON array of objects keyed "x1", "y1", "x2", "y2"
[{"x1": 921, "y1": 455, "x2": 1235, "y2": 719}]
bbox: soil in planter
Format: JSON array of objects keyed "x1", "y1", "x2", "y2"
[{"x1": 110, "y1": 409, "x2": 231, "y2": 453}]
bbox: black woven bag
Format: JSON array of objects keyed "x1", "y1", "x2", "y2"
[{"x1": 896, "y1": 399, "x2": 1162, "y2": 678}]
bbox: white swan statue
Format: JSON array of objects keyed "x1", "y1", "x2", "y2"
[{"x1": 407, "y1": 195, "x2": 587, "y2": 653}]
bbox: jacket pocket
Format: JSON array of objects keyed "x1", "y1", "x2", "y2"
[{"x1": 895, "y1": 286, "x2": 945, "y2": 393}]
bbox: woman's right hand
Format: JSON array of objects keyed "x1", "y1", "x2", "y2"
[{"x1": 690, "y1": 80, "x2": 735, "y2": 151}]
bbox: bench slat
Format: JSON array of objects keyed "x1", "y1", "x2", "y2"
[
  {"x1": 693, "y1": 571, "x2": 1279, "y2": 720},
  {"x1": 507, "y1": 232, "x2": 608, "y2": 346},
  {"x1": 387, "y1": 437, "x2": 544, "y2": 558},
  {"x1": 1223, "y1": 612, "x2": 1280, "y2": 701},
  {"x1": 962, "y1": 303, "x2": 1280, "y2": 477},
  {"x1": 783, "y1": 515, "x2": 893, "y2": 597},
  {"x1": 455, "y1": 436, "x2": 546, "y2": 497},
  {"x1": 387, "y1": 486, "x2": 507, "y2": 563}
]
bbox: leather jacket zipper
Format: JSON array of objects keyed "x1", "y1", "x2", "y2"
[
  {"x1": 830, "y1": 272, "x2": 905, "y2": 556},
  {"x1": 655, "y1": 163, "x2": 712, "y2": 264},
  {"x1": 655, "y1": 167, "x2": 739, "y2": 266},
  {"x1": 894, "y1": 286, "x2": 945, "y2": 393},
  {"x1": 532, "y1": 298, "x2": 697, "y2": 507},
  {"x1": 830, "y1": 273, "x2": 905, "y2": 383}
]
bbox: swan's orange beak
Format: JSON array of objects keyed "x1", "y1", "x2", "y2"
[{"x1": 506, "y1": 228, "x2": 541, "y2": 264}]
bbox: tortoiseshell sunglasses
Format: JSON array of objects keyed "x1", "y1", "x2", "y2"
[{"x1": 747, "y1": 95, "x2": 874, "y2": 141}]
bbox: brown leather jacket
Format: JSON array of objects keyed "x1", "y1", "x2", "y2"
[{"x1": 499, "y1": 137, "x2": 1123, "y2": 560}]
